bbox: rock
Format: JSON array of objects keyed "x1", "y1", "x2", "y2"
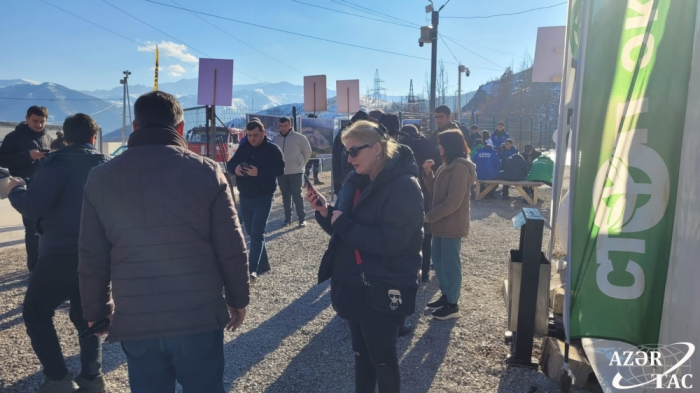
[{"x1": 539, "y1": 337, "x2": 594, "y2": 389}]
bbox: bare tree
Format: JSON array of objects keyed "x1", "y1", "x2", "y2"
[{"x1": 437, "y1": 59, "x2": 449, "y2": 106}]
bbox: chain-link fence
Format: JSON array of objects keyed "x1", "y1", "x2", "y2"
[{"x1": 183, "y1": 107, "x2": 557, "y2": 153}]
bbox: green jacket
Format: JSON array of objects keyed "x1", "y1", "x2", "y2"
[
  {"x1": 526, "y1": 155, "x2": 554, "y2": 184},
  {"x1": 469, "y1": 144, "x2": 484, "y2": 161}
]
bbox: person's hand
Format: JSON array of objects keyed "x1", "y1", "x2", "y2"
[
  {"x1": 423, "y1": 160, "x2": 434, "y2": 176},
  {"x1": 305, "y1": 187, "x2": 328, "y2": 217},
  {"x1": 235, "y1": 165, "x2": 245, "y2": 176},
  {"x1": 331, "y1": 210, "x2": 343, "y2": 225},
  {"x1": 243, "y1": 165, "x2": 258, "y2": 177},
  {"x1": 226, "y1": 306, "x2": 246, "y2": 332},
  {"x1": 29, "y1": 150, "x2": 46, "y2": 160},
  {"x1": 88, "y1": 311, "x2": 114, "y2": 336},
  {"x1": 7, "y1": 177, "x2": 26, "y2": 191}
]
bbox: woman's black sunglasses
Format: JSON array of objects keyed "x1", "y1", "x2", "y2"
[{"x1": 346, "y1": 144, "x2": 371, "y2": 158}]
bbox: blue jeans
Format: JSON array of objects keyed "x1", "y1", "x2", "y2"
[
  {"x1": 121, "y1": 329, "x2": 225, "y2": 393},
  {"x1": 431, "y1": 237, "x2": 463, "y2": 304},
  {"x1": 239, "y1": 193, "x2": 274, "y2": 273}
]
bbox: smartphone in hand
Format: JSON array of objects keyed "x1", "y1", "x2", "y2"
[{"x1": 304, "y1": 175, "x2": 324, "y2": 206}]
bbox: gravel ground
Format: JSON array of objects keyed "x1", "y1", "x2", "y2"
[{"x1": 0, "y1": 172, "x2": 569, "y2": 392}]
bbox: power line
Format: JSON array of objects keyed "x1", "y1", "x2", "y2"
[
  {"x1": 442, "y1": 36, "x2": 505, "y2": 69},
  {"x1": 440, "y1": 36, "x2": 460, "y2": 65},
  {"x1": 41, "y1": 0, "x2": 197, "y2": 70},
  {"x1": 102, "y1": 0, "x2": 212, "y2": 58},
  {"x1": 172, "y1": 0, "x2": 306, "y2": 75},
  {"x1": 334, "y1": 0, "x2": 421, "y2": 27},
  {"x1": 145, "y1": 0, "x2": 433, "y2": 62},
  {"x1": 443, "y1": 1, "x2": 567, "y2": 19},
  {"x1": 292, "y1": 0, "x2": 415, "y2": 29}
]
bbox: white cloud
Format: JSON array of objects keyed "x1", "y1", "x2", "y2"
[
  {"x1": 138, "y1": 41, "x2": 197, "y2": 64},
  {"x1": 167, "y1": 65, "x2": 186, "y2": 77}
]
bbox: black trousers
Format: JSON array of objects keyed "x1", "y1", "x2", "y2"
[
  {"x1": 23, "y1": 254, "x2": 102, "y2": 380},
  {"x1": 305, "y1": 159, "x2": 320, "y2": 179},
  {"x1": 277, "y1": 174, "x2": 306, "y2": 222},
  {"x1": 22, "y1": 216, "x2": 39, "y2": 272},
  {"x1": 349, "y1": 320, "x2": 401, "y2": 393}
]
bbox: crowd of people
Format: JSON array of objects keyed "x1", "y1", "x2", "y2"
[{"x1": 0, "y1": 94, "x2": 550, "y2": 393}]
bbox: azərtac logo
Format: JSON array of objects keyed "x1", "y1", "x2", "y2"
[{"x1": 611, "y1": 342, "x2": 694, "y2": 390}]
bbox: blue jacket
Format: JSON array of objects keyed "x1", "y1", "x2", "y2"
[
  {"x1": 9, "y1": 144, "x2": 109, "y2": 257},
  {"x1": 473, "y1": 145, "x2": 501, "y2": 180},
  {"x1": 491, "y1": 130, "x2": 510, "y2": 150},
  {"x1": 227, "y1": 136, "x2": 285, "y2": 198},
  {"x1": 498, "y1": 146, "x2": 519, "y2": 164}
]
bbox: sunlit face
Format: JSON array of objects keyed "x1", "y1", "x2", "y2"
[
  {"x1": 435, "y1": 112, "x2": 451, "y2": 129},
  {"x1": 497, "y1": 124, "x2": 505, "y2": 131},
  {"x1": 247, "y1": 127, "x2": 265, "y2": 147},
  {"x1": 279, "y1": 121, "x2": 292, "y2": 134},
  {"x1": 345, "y1": 137, "x2": 379, "y2": 176},
  {"x1": 470, "y1": 127, "x2": 479, "y2": 134},
  {"x1": 25, "y1": 114, "x2": 46, "y2": 132},
  {"x1": 504, "y1": 141, "x2": 513, "y2": 150}
]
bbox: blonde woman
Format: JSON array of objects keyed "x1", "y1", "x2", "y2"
[
  {"x1": 306, "y1": 120, "x2": 423, "y2": 393},
  {"x1": 423, "y1": 130, "x2": 476, "y2": 320}
]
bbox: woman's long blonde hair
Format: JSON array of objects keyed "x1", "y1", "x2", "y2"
[{"x1": 341, "y1": 120, "x2": 398, "y2": 163}]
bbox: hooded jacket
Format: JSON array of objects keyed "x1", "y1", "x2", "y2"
[
  {"x1": 401, "y1": 133, "x2": 441, "y2": 212},
  {"x1": 491, "y1": 129, "x2": 510, "y2": 150},
  {"x1": 0, "y1": 122, "x2": 53, "y2": 180},
  {"x1": 526, "y1": 155, "x2": 554, "y2": 185},
  {"x1": 498, "y1": 153, "x2": 531, "y2": 182},
  {"x1": 424, "y1": 157, "x2": 476, "y2": 238},
  {"x1": 227, "y1": 136, "x2": 285, "y2": 198},
  {"x1": 78, "y1": 126, "x2": 250, "y2": 342},
  {"x1": 9, "y1": 143, "x2": 108, "y2": 257},
  {"x1": 498, "y1": 146, "x2": 519, "y2": 163},
  {"x1": 470, "y1": 143, "x2": 485, "y2": 161},
  {"x1": 273, "y1": 130, "x2": 311, "y2": 175},
  {"x1": 315, "y1": 145, "x2": 424, "y2": 325},
  {"x1": 466, "y1": 132, "x2": 481, "y2": 148},
  {"x1": 473, "y1": 145, "x2": 502, "y2": 180}
]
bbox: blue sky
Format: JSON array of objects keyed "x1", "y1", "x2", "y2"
[{"x1": 0, "y1": 0, "x2": 567, "y2": 96}]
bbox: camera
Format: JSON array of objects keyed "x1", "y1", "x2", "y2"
[{"x1": 419, "y1": 40, "x2": 424, "y2": 47}]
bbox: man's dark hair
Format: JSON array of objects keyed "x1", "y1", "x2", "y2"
[
  {"x1": 437, "y1": 130, "x2": 469, "y2": 164},
  {"x1": 400, "y1": 125, "x2": 419, "y2": 135},
  {"x1": 246, "y1": 120, "x2": 264, "y2": 132},
  {"x1": 505, "y1": 139, "x2": 513, "y2": 144},
  {"x1": 470, "y1": 124, "x2": 479, "y2": 130},
  {"x1": 435, "y1": 105, "x2": 451, "y2": 116},
  {"x1": 279, "y1": 117, "x2": 291, "y2": 124},
  {"x1": 497, "y1": 121, "x2": 505, "y2": 126},
  {"x1": 26, "y1": 105, "x2": 48, "y2": 119},
  {"x1": 133, "y1": 91, "x2": 184, "y2": 129},
  {"x1": 482, "y1": 130, "x2": 491, "y2": 141},
  {"x1": 63, "y1": 114, "x2": 99, "y2": 144}
]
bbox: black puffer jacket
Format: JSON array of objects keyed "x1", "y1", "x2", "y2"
[
  {"x1": 316, "y1": 145, "x2": 424, "y2": 325},
  {"x1": 0, "y1": 122, "x2": 53, "y2": 180},
  {"x1": 9, "y1": 144, "x2": 108, "y2": 257},
  {"x1": 331, "y1": 129, "x2": 353, "y2": 195},
  {"x1": 400, "y1": 133, "x2": 440, "y2": 212},
  {"x1": 498, "y1": 153, "x2": 531, "y2": 181}
]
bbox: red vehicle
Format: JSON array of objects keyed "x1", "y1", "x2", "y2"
[{"x1": 185, "y1": 126, "x2": 242, "y2": 163}]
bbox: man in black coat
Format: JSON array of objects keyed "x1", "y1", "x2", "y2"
[
  {"x1": 332, "y1": 111, "x2": 369, "y2": 195},
  {"x1": 7, "y1": 114, "x2": 109, "y2": 392},
  {"x1": 497, "y1": 153, "x2": 532, "y2": 199},
  {"x1": 228, "y1": 120, "x2": 285, "y2": 278},
  {"x1": 399, "y1": 125, "x2": 441, "y2": 283},
  {"x1": 0, "y1": 105, "x2": 53, "y2": 271},
  {"x1": 466, "y1": 124, "x2": 481, "y2": 148}
]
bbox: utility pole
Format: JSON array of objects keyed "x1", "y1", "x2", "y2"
[
  {"x1": 420, "y1": 1, "x2": 451, "y2": 132},
  {"x1": 120, "y1": 70, "x2": 131, "y2": 146},
  {"x1": 457, "y1": 65, "x2": 469, "y2": 124},
  {"x1": 429, "y1": 10, "x2": 438, "y2": 131}
]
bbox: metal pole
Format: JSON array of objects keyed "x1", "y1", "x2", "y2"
[
  {"x1": 292, "y1": 106, "x2": 297, "y2": 130},
  {"x1": 121, "y1": 77, "x2": 126, "y2": 146},
  {"x1": 429, "y1": 10, "x2": 439, "y2": 132}
]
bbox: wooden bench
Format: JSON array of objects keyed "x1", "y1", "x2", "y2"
[{"x1": 474, "y1": 180, "x2": 546, "y2": 206}]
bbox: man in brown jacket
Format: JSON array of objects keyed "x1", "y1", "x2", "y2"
[{"x1": 78, "y1": 91, "x2": 249, "y2": 392}]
